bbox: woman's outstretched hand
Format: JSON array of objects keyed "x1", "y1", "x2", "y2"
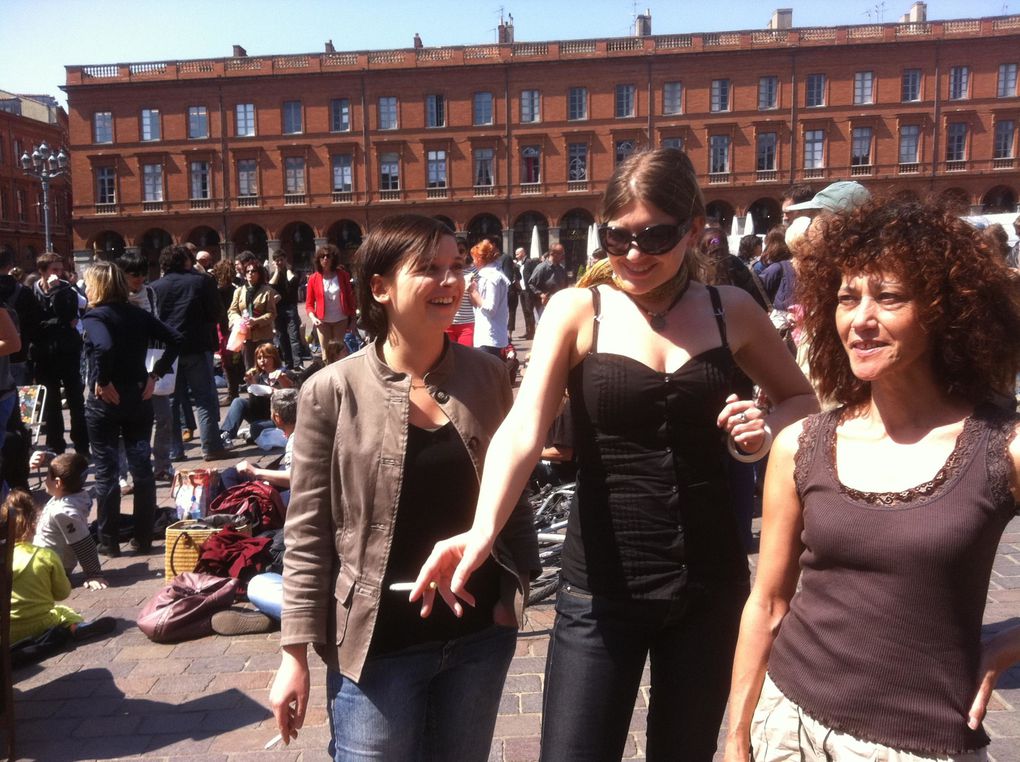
[{"x1": 410, "y1": 530, "x2": 492, "y2": 618}]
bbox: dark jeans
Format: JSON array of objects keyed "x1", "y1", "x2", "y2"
[
  {"x1": 172, "y1": 352, "x2": 220, "y2": 455},
  {"x1": 518, "y1": 289, "x2": 536, "y2": 338},
  {"x1": 540, "y1": 583, "x2": 747, "y2": 762},
  {"x1": 86, "y1": 391, "x2": 157, "y2": 546},
  {"x1": 275, "y1": 304, "x2": 304, "y2": 368},
  {"x1": 36, "y1": 349, "x2": 89, "y2": 455},
  {"x1": 507, "y1": 287, "x2": 520, "y2": 333}
]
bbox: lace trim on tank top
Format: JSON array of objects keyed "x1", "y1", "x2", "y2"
[
  {"x1": 985, "y1": 408, "x2": 1020, "y2": 513},
  {"x1": 820, "y1": 408, "x2": 982, "y2": 508},
  {"x1": 793, "y1": 411, "x2": 830, "y2": 497}
]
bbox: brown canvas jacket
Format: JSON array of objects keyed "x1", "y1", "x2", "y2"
[{"x1": 281, "y1": 338, "x2": 540, "y2": 681}]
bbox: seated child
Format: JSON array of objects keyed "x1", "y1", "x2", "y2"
[
  {"x1": 33, "y1": 452, "x2": 108, "y2": 590},
  {"x1": 7, "y1": 490, "x2": 115, "y2": 667},
  {"x1": 219, "y1": 388, "x2": 297, "y2": 506}
]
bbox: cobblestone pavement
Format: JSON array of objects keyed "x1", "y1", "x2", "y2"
[{"x1": 9, "y1": 327, "x2": 1020, "y2": 760}]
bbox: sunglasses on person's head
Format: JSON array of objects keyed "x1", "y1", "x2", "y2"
[{"x1": 597, "y1": 221, "x2": 692, "y2": 256}]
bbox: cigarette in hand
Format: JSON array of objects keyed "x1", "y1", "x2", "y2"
[
  {"x1": 389, "y1": 581, "x2": 438, "y2": 592},
  {"x1": 264, "y1": 733, "x2": 283, "y2": 750}
]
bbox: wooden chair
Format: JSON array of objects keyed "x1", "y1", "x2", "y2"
[
  {"x1": 0, "y1": 506, "x2": 16, "y2": 760},
  {"x1": 17, "y1": 385, "x2": 46, "y2": 488}
]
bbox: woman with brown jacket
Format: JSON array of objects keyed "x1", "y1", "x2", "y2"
[{"x1": 228, "y1": 260, "x2": 278, "y2": 369}]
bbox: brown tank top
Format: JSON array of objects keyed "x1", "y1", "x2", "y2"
[{"x1": 767, "y1": 405, "x2": 1017, "y2": 755}]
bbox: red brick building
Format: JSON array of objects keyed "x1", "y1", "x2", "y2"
[
  {"x1": 64, "y1": 12, "x2": 1020, "y2": 273},
  {"x1": 0, "y1": 93, "x2": 72, "y2": 269}
]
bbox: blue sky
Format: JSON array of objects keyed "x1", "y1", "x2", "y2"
[{"x1": 1, "y1": 0, "x2": 1014, "y2": 106}]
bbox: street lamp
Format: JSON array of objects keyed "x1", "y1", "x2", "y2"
[{"x1": 20, "y1": 142, "x2": 69, "y2": 253}]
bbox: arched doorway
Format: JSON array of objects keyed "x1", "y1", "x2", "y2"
[
  {"x1": 232, "y1": 224, "x2": 269, "y2": 259},
  {"x1": 139, "y1": 227, "x2": 172, "y2": 280},
  {"x1": 746, "y1": 197, "x2": 781, "y2": 234},
  {"x1": 982, "y1": 185, "x2": 1017, "y2": 213},
  {"x1": 432, "y1": 215, "x2": 456, "y2": 233},
  {"x1": 705, "y1": 200, "x2": 735, "y2": 232},
  {"x1": 326, "y1": 219, "x2": 362, "y2": 267},
  {"x1": 892, "y1": 189, "x2": 920, "y2": 203},
  {"x1": 466, "y1": 213, "x2": 502, "y2": 248},
  {"x1": 559, "y1": 208, "x2": 595, "y2": 274},
  {"x1": 279, "y1": 221, "x2": 316, "y2": 270},
  {"x1": 939, "y1": 187, "x2": 971, "y2": 214},
  {"x1": 90, "y1": 230, "x2": 126, "y2": 261},
  {"x1": 186, "y1": 226, "x2": 221, "y2": 258},
  {"x1": 513, "y1": 211, "x2": 548, "y2": 257}
]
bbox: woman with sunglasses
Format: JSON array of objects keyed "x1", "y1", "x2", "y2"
[
  {"x1": 305, "y1": 243, "x2": 355, "y2": 354},
  {"x1": 228, "y1": 261, "x2": 278, "y2": 370},
  {"x1": 413, "y1": 148, "x2": 817, "y2": 760}
]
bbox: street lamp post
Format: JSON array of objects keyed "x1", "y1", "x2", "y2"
[{"x1": 20, "y1": 142, "x2": 69, "y2": 253}]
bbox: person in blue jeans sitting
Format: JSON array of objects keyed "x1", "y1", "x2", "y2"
[{"x1": 219, "y1": 343, "x2": 293, "y2": 448}]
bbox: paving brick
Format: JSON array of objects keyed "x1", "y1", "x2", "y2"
[
  {"x1": 504, "y1": 674, "x2": 542, "y2": 693},
  {"x1": 186, "y1": 654, "x2": 250, "y2": 675},
  {"x1": 151, "y1": 673, "x2": 216, "y2": 694},
  {"x1": 494, "y1": 712, "x2": 543, "y2": 738},
  {"x1": 72, "y1": 712, "x2": 143, "y2": 737},
  {"x1": 208, "y1": 671, "x2": 275, "y2": 691},
  {"x1": 503, "y1": 736, "x2": 542, "y2": 761}
]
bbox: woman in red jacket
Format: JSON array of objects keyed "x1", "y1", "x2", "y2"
[{"x1": 305, "y1": 244, "x2": 355, "y2": 351}]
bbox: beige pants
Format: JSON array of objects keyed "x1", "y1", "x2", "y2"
[
  {"x1": 751, "y1": 674, "x2": 988, "y2": 762},
  {"x1": 314, "y1": 319, "x2": 348, "y2": 355}
]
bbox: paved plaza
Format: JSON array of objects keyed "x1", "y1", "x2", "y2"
[{"x1": 8, "y1": 340, "x2": 1020, "y2": 761}]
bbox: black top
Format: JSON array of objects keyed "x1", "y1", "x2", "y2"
[
  {"x1": 32, "y1": 279, "x2": 81, "y2": 354},
  {"x1": 562, "y1": 286, "x2": 751, "y2": 599},
  {"x1": 0, "y1": 275, "x2": 39, "y2": 363},
  {"x1": 528, "y1": 261, "x2": 568, "y2": 298},
  {"x1": 82, "y1": 303, "x2": 183, "y2": 391},
  {"x1": 370, "y1": 422, "x2": 501, "y2": 656},
  {"x1": 150, "y1": 270, "x2": 223, "y2": 354},
  {"x1": 269, "y1": 270, "x2": 301, "y2": 307}
]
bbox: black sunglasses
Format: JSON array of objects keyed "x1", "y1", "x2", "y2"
[{"x1": 597, "y1": 221, "x2": 691, "y2": 256}]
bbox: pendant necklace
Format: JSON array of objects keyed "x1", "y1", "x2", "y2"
[{"x1": 622, "y1": 273, "x2": 692, "y2": 331}]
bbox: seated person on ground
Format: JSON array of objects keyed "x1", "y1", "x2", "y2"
[
  {"x1": 219, "y1": 388, "x2": 298, "y2": 506},
  {"x1": 32, "y1": 452, "x2": 107, "y2": 590},
  {"x1": 220, "y1": 342, "x2": 293, "y2": 446},
  {"x1": 288, "y1": 338, "x2": 346, "y2": 387}
]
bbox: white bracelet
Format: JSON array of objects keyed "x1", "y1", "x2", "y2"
[{"x1": 727, "y1": 424, "x2": 773, "y2": 463}]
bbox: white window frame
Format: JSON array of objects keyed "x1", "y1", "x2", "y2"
[
  {"x1": 94, "y1": 112, "x2": 113, "y2": 144},
  {"x1": 710, "y1": 80, "x2": 730, "y2": 112},
  {"x1": 140, "y1": 108, "x2": 161, "y2": 141},
  {"x1": 235, "y1": 103, "x2": 256, "y2": 137},
  {"x1": 663, "y1": 82, "x2": 683, "y2": 115},
  {"x1": 853, "y1": 71, "x2": 874, "y2": 105},
  {"x1": 520, "y1": 90, "x2": 541, "y2": 123},
  {"x1": 758, "y1": 77, "x2": 778, "y2": 110},
  {"x1": 378, "y1": 97, "x2": 398, "y2": 130},
  {"x1": 187, "y1": 106, "x2": 209, "y2": 139}
]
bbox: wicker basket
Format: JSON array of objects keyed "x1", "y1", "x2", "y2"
[{"x1": 164, "y1": 520, "x2": 251, "y2": 582}]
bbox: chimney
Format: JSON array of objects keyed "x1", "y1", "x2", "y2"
[
  {"x1": 498, "y1": 12, "x2": 515, "y2": 44},
  {"x1": 635, "y1": 9, "x2": 652, "y2": 37},
  {"x1": 768, "y1": 9, "x2": 793, "y2": 30},
  {"x1": 325, "y1": 40, "x2": 336, "y2": 54},
  {"x1": 899, "y1": 2, "x2": 927, "y2": 22},
  {"x1": 232, "y1": 44, "x2": 247, "y2": 57},
  {"x1": 413, "y1": 32, "x2": 423, "y2": 49}
]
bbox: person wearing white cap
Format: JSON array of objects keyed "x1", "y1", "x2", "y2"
[{"x1": 783, "y1": 180, "x2": 871, "y2": 218}]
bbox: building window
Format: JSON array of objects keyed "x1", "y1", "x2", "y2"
[
  {"x1": 189, "y1": 161, "x2": 210, "y2": 199},
  {"x1": 426, "y1": 95, "x2": 445, "y2": 128},
  {"x1": 568, "y1": 87, "x2": 588, "y2": 121},
  {"x1": 851, "y1": 127, "x2": 872, "y2": 165},
  {"x1": 426, "y1": 150, "x2": 447, "y2": 187},
  {"x1": 567, "y1": 143, "x2": 588, "y2": 181},
  {"x1": 237, "y1": 159, "x2": 257, "y2": 196},
  {"x1": 902, "y1": 69, "x2": 921, "y2": 102},
  {"x1": 473, "y1": 92, "x2": 493, "y2": 125},
  {"x1": 378, "y1": 97, "x2": 398, "y2": 130},
  {"x1": 949, "y1": 66, "x2": 969, "y2": 100},
  {"x1": 140, "y1": 109, "x2": 161, "y2": 141},
  {"x1": 758, "y1": 77, "x2": 778, "y2": 110},
  {"x1": 615, "y1": 140, "x2": 635, "y2": 165},
  {"x1": 709, "y1": 135, "x2": 730, "y2": 174},
  {"x1": 474, "y1": 148, "x2": 494, "y2": 186},
  {"x1": 16, "y1": 189, "x2": 26, "y2": 221},
  {"x1": 663, "y1": 82, "x2": 683, "y2": 115},
  {"x1": 899, "y1": 125, "x2": 921, "y2": 164},
  {"x1": 803, "y1": 129, "x2": 825, "y2": 169},
  {"x1": 331, "y1": 99, "x2": 351, "y2": 132},
  {"x1": 854, "y1": 72, "x2": 874, "y2": 105},
  {"x1": 142, "y1": 164, "x2": 163, "y2": 202},
  {"x1": 188, "y1": 106, "x2": 208, "y2": 139},
  {"x1": 12, "y1": 140, "x2": 22, "y2": 162},
  {"x1": 521, "y1": 145, "x2": 541, "y2": 184},
  {"x1": 96, "y1": 167, "x2": 116, "y2": 204},
  {"x1": 711, "y1": 80, "x2": 730, "y2": 112},
  {"x1": 661, "y1": 137, "x2": 684, "y2": 150},
  {"x1": 284, "y1": 157, "x2": 305, "y2": 193},
  {"x1": 756, "y1": 132, "x2": 776, "y2": 171},
  {"x1": 282, "y1": 101, "x2": 303, "y2": 134},
  {"x1": 235, "y1": 103, "x2": 255, "y2": 137},
  {"x1": 379, "y1": 152, "x2": 400, "y2": 190},
  {"x1": 0, "y1": 190, "x2": 6, "y2": 220},
  {"x1": 521, "y1": 90, "x2": 541, "y2": 123},
  {"x1": 946, "y1": 123, "x2": 967, "y2": 161},
  {"x1": 998, "y1": 63, "x2": 1018, "y2": 98},
  {"x1": 615, "y1": 85, "x2": 636, "y2": 118},
  {"x1": 332, "y1": 154, "x2": 353, "y2": 192},
  {"x1": 94, "y1": 112, "x2": 113, "y2": 143},
  {"x1": 994, "y1": 120, "x2": 1016, "y2": 159},
  {"x1": 806, "y1": 74, "x2": 826, "y2": 107}
]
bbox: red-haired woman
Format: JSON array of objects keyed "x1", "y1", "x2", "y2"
[
  {"x1": 468, "y1": 239, "x2": 511, "y2": 358},
  {"x1": 305, "y1": 243, "x2": 355, "y2": 351},
  {"x1": 725, "y1": 197, "x2": 1020, "y2": 760}
]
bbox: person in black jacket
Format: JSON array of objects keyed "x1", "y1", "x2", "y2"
[
  {"x1": 81, "y1": 262, "x2": 183, "y2": 555},
  {"x1": 269, "y1": 250, "x2": 304, "y2": 371},
  {"x1": 150, "y1": 245, "x2": 227, "y2": 461},
  {"x1": 518, "y1": 248, "x2": 540, "y2": 339},
  {"x1": 495, "y1": 242, "x2": 520, "y2": 336},
  {"x1": 31, "y1": 252, "x2": 89, "y2": 456},
  {"x1": 0, "y1": 248, "x2": 39, "y2": 387}
]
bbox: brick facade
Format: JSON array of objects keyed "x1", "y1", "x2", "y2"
[{"x1": 64, "y1": 14, "x2": 1020, "y2": 273}]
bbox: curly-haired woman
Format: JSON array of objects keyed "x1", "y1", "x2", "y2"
[
  {"x1": 468, "y1": 239, "x2": 510, "y2": 357},
  {"x1": 724, "y1": 197, "x2": 1020, "y2": 761}
]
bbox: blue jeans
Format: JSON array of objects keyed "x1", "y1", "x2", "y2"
[
  {"x1": 85, "y1": 391, "x2": 157, "y2": 546},
  {"x1": 247, "y1": 572, "x2": 282, "y2": 620},
  {"x1": 150, "y1": 394, "x2": 172, "y2": 471},
  {"x1": 172, "y1": 352, "x2": 220, "y2": 455},
  {"x1": 540, "y1": 583, "x2": 747, "y2": 762},
  {"x1": 326, "y1": 624, "x2": 516, "y2": 762}
]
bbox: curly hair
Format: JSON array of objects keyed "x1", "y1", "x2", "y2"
[
  {"x1": 470, "y1": 239, "x2": 498, "y2": 267},
  {"x1": 798, "y1": 196, "x2": 1020, "y2": 407}
]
